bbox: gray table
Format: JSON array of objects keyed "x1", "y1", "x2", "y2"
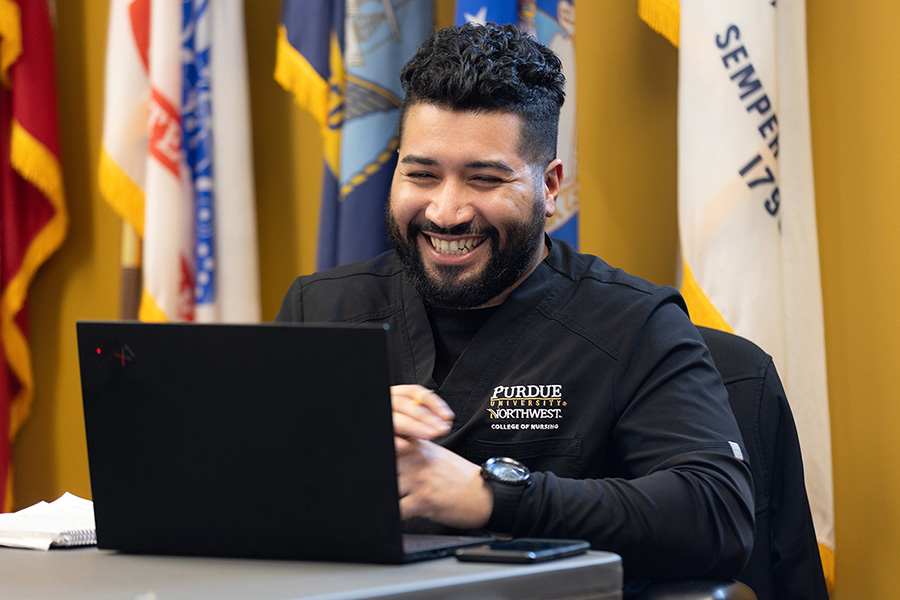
[{"x1": 0, "y1": 546, "x2": 622, "y2": 599}]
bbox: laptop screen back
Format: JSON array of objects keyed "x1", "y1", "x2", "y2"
[{"x1": 77, "y1": 321, "x2": 409, "y2": 563}]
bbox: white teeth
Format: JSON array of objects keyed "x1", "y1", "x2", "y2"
[{"x1": 429, "y1": 236, "x2": 483, "y2": 255}]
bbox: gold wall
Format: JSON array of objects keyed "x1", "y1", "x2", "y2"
[{"x1": 12, "y1": 1, "x2": 899, "y2": 597}]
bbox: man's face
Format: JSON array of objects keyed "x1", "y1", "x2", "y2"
[{"x1": 387, "y1": 103, "x2": 561, "y2": 309}]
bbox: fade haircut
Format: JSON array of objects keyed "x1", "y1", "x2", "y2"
[{"x1": 398, "y1": 22, "x2": 565, "y2": 167}]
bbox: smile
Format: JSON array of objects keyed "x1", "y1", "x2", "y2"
[{"x1": 427, "y1": 235, "x2": 485, "y2": 255}]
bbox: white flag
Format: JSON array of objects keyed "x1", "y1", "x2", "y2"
[
  {"x1": 99, "y1": 0, "x2": 260, "y2": 323},
  {"x1": 676, "y1": 0, "x2": 834, "y2": 581}
]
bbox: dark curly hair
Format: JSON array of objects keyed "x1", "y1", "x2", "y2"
[{"x1": 398, "y1": 22, "x2": 565, "y2": 166}]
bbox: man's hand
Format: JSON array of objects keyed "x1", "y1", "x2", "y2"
[
  {"x1": 391, "y1": 385, "x2": 493, "y2": 529},
  {"x1": 391, "y1": 384, "x2": 455, "y2": 451},
  {"x1": 396, "y1": 438, "x2": 493, "y2": 530}
]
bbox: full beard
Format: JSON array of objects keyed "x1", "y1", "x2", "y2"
[{"x1": 386, "y1": 198, "x2": 547, "y2": 309}]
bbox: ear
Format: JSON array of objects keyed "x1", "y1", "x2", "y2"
[{"x1": 542, "y1": 159, "x2": 564, "y2": 218}]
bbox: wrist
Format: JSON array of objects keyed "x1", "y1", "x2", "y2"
[{"x1": 481, "y1": 457, "x2": 531, "y2": 534}]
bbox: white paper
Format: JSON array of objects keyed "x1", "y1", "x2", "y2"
[{"x1": 0, "y1": 492, "x2": 96, "y2": 550}]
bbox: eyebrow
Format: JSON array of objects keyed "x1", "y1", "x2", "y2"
[
  {"x1": 400, "y1": 154, "x2": 437, "y2": 167},
  {"x1": 400, "y1": 154, "x2": 516, "y2": 173}
]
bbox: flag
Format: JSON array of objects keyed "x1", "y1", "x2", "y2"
[
  {"x1": 456, "y1": 1, "x2": 579, "y2": 248},
  {"x1": 275, "y1": 0, "x2": 433, "y2": 270},
  {"x1": 0, "y1": 0, "x2": 68, "y2": 511},
  {"x1": 640, "y1": 0, "x2": 835, "y2": 587},
  {"x1": 99, "y1": 0, "x2": 261, "y2": 323}
]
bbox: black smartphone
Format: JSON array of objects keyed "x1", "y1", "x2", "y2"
[{"x1": 454, "y1": 538, "x2": 590, "y2": 563}]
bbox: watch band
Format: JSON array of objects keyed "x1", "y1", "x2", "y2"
[
  {"x1": 486, "y1": 479, "x2": 528, "y2": 533},
  {"x1": 481, "y1": 457, "x2": 531, "y2": 534}
]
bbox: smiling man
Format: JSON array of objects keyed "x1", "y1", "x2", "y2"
[
  {"x1": 276, "y1": 23, "x2": 754, "y2": 585},
  {"x1": 386, "y1": 104, "x2": 556, "y2": 310}
]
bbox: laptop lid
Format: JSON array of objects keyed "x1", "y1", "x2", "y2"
[{"x1": 76, "y1": 321, "x2": 486, "y2": 563}]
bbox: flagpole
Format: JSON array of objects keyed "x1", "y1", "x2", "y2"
[{"x1": 119, "y1": 223, "x2": 141, "y2": 321}]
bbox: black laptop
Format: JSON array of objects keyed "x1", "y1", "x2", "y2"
[{"x1": 76, "y1": 321, "x2": 491, "y2": 563}]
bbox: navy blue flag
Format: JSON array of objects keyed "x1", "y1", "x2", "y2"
[{"x1": 276, "y1": 0, "x2": 433, "y2": 269}]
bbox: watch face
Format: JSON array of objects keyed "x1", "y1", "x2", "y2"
[
  {"x1": 495, "y1": 462, "x2": 528, "y2": 480},
  {"x1": 485, "y1": 457, "x2": 531, "y2": 485}
]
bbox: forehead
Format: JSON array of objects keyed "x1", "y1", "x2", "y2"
[{"x1": 399, "y1": 103, "x2": 526, "y2": 165}]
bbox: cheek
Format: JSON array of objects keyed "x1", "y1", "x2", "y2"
[
  {"x1": 481, "y1": 190, "x2": 539, "y2": 226},
  {"x1": 388, "y1": 185, "x2": 425, "y2": 230}
]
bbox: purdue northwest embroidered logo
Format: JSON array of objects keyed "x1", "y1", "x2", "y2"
[{"x1": 487, "y1": 384, "x2": 567, "y2": 430}]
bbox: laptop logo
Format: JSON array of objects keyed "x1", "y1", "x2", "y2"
[
  {"x1": 96, "y1": 344, "x2": 135, "y2": 367},
  {"x1": 114, "y1": 345, "x2": 135, "y2": 367}
]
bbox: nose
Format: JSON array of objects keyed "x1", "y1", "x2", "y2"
[{"x1": 424, "y1": 179, "x2": 476, "y2": 229}]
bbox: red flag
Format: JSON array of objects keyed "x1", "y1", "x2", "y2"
[{"x1": 0, "y1": 0, "x2": 68, "y2": 512}]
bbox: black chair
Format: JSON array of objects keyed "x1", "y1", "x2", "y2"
[{"x1": 637, "y1": 326, "x2": 829, "y2": 600}]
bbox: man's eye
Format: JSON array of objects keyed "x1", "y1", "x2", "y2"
[{"x1": 472, "y1": 176, "x2": 502, "y2": 184}]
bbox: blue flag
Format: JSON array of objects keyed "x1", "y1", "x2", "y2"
[
  {"x1": 455, "y1": 1, "x2": 579, "y2": 249},
  {"x1": 455, "y1": 0, "x2": 517, "y2": 24},
  {"x1": 276, "y1": 0, "x2": 433, "y2": 269}
]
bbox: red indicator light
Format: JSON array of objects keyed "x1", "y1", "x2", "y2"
[{"x1": 96, "y1": 347, "x2": 102, "y2": 355}]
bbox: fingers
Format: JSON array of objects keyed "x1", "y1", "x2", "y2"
[
  {"x1": 396, "y1": 439, "x2": 493, "y2": 529},
  {"x1": 391, "y1": 385, "x2": 455, "y2": 441},
  {"x1": 405, "y1": 385, "x2": 455, "y2": 421},
  {"x1": 394, "y1": 435, "x2": 412, "y2": 453}
]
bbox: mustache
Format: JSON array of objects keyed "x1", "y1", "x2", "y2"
[{"x1": 410, "y1": 220, "x2": 493, "y2": 237}]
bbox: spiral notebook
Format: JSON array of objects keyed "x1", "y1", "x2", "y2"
[
  {"x1": 76, "y1": 321, "x2": 491, "y2": 563},
  {"x1": 0, "y1": 492, "x2": 96, "y2": 550}
]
